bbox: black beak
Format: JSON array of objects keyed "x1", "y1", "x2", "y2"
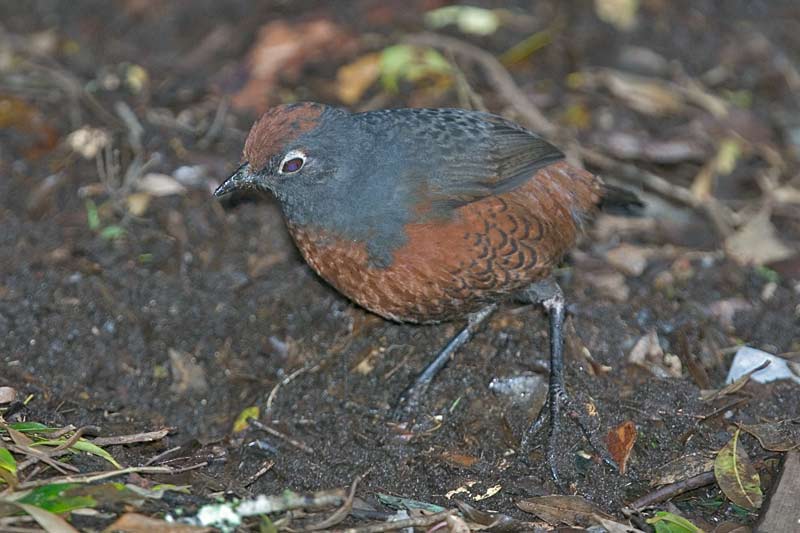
[{"x1": 214, "y1": 162, "x2": 256, "y2": 198}]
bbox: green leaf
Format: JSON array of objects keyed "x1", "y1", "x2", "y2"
[
  {"x1": 32, "y1": 439, "x2": 122, "y2": 469},
  {"x1": 714, "y1": 429, "x2": 763, "y2": 510},
  {"x1": 0, "y1": 448, "x2": 17, "y2": 476},
  {"x1": 100, "y1": 224, "x2": 125, "y2": 240},
  {"x1": 18, "y1": 483, "x2": 97, "y2": 514},
  {"x1": 85, "y1": 199, "x2": 100, "y2": 230},
  {"x1": 7, "y1": 422, "x2": 56, "y2": 433},
  {"x1": 647, "y1": 511, "x2": 704, "y2": 533},
  {"x1": 379, "y1": 45, "x2": 451, "y2": 92}
]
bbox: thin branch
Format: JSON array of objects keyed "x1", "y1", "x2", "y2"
[{"x1": 628, "y1": 471, "x2": 716, "y2": 509}]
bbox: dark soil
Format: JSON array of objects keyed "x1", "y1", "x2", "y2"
[{"x1": 1, "y1": 1, "x2": 799, "y2": 530}]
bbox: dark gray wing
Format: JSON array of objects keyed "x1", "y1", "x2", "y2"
[{"x1": 355, "y1": 108, "x2": 563, "y2": 208}]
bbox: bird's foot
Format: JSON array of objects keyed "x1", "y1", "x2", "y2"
[{"x1": 521, "y1": 385, "x2": 618, "y2": 488}]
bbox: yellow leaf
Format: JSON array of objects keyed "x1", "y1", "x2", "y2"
[{"x1": 233, "y1": 406, "x2": 260, "y2": 433}]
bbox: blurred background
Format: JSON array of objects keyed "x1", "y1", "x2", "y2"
[{"x1": 1, "y1": 1, "x2": 799, "y2": 531}]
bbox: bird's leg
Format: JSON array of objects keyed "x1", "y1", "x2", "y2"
[
  {"x1": 520, "y1": 279, "x2": 616, "y2": 484},
  {"x1": 393, "y1": 303, "x2": 497, "y2": 420}
]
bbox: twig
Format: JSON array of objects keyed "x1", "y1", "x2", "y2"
[
  {"x1": 8, "y1": 444, "x2": 79, "y2": 475},
  {"x1": 198, "y1": 96, "x2": 230, "y2": 148},
  {"x1": 332, "y1": 509, "x2": 457, "y2": 533},
  {"x1": 304, "y1": 469, "x2": 371, "y2": 531},
  {"x1": 265, "y1": 364, "x2": 318, "y2": 413},
  {"x1": 406, "y1": 32, "x2": 556, "y2": 137},
  {"x1": 628, "y1": 471, "x2": 716, "y2": 509},
  {"x1": 243, "y1": 460, "x2": 274, "y2": 488},
  {"x1": 144, "y1": 445, "x2": 184, "y2": 466},
  {"x1": 114, "y1": 101, "x2": 144, "y2": 154},
  {"x1": 15, "y1": 462, "x2": 208, "y2": 490},
  {"x1": 580, "y1": 147, "x2": 737, "y2": 236},
  {"x1": 247, "y1": 418, "x2": 314, "y2": 455},
  {"x1": 91, "y1": 428, "x2": 171, "y2": 446}
]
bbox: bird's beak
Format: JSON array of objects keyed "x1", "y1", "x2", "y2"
[{"x1": 213, "y1": 162, "x2": 257, "y2": 198}]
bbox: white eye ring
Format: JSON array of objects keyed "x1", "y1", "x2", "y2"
[{"x1": 279, "y1": 150, "x2": 307, "y2": 174}]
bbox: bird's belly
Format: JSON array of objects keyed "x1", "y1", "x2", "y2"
[{"x1": 287, "y1": 161, "x2": 601, "y2": 323}]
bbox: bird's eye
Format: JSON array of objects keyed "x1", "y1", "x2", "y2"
[
  {"x1": 282, "y1": 158, "x2": 304, "y2": 173},
  {"x1": 279, "y1": 150, "x2": 306, "y2": 174}
]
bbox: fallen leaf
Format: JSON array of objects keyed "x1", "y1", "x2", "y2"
[
  {"x1": 473, "y1": 484, "x2": 502, "y2": 501},
  {"x1": 605, "y1": 243, "x2": 654, "y2": 276},
  {"x1": 66, "y1": 127, "x2": 111, "y2": 159},
  {"x1": 707, "y1": 298, "x2": 752, "y2": 331},
  {"x1": 516, "y1": 495, "x2": 613, "y2": 526},
  {"x1": 595, "y1": 516, "x2": 647, "y2": 532},
  {"x1": 0, "y1": 386, "x2": 16, "y2": 404},
  {"x1": 725, "y1": 210, "x2": 795, "y2": 266},
  {"x1": 424, "y1": 5, "x2": 501, "y2": 36},
  {"x1": 232, "y1": 406, "x2": 260, "y2": 433},
  {"x1": 136, "y1": 174, "x2": 187, "y2": 196},
  {"x1": 646, "y1": 511, "x2": 703, "y2": 533},
  {"x1": 650, "y1": 452, "x2": 715, "y2": 486},
  {"x1": 456, "y1": 500, "x2": 539, "y2": 531},
  {"x1": 582, "y1": 271, "x2": 630, "y2": 301},
  {"x1": 591, "y1": 69, "x2": 685, "y2": 117},
  {"x1": 691, "y1": 137, "x2": 742, "y2": 200},
  {"x1": 702, "y1": 359, "x2": 770, "y2": 402},
  {"x1": 168, "y1": 348, "x2": 208, "y2": 395},
  {"x1": 126, "y1": 192, "x2": 152, "y2": 216},
  {"x1": 336, "y1": 53, "x2": 381, "y2": 105},
  {"x1": 105, "y1": 512, "x2": 212, "y2": 532},
  {"x1": 594, "y1": 0, "x2": 639, "y2": 31},
  {"x1": 445, "y1": 514, "x2": 471, "y2": 533},
  {"x1": 739, "y1": 420, "x2": 800, "y2": 452},
  {"x1": 628, "y1": 330, "x2": 682, "y2": 378},
  {"x1": 379, "y1": 45, "x2": 452, "y2": 92},
  {"x1": 714, "y1": 429, "x2": 763, "y2": 511},
  {"x1": 440, "y1": 451, "x2": 479, "y2": 468},
  {"x1": 607, "y1": 421, "x2": 637, "y2": 474},
  {"x1": 232, "y1": 19, "x2": 355, "y2": 112}
]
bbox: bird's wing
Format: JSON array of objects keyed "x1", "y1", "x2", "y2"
[
  {"x1": 433, "y1": 114, "x2": 564, "y2": 206},
  {"x1": 369, "y1": 109, "x2": 563, "y2": 209}
]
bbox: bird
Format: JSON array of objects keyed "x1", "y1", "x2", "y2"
[{"x1": 214, "y1": 102, "x2": 636, "y2": 483}]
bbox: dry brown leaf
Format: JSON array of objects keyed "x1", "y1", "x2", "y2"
[
  {"x1": 136, "y1": 174, "x2": 186, "y2": 196},
  {"x1": 607, "y1": 420, "x2": 637, "y2": 474},
  {"x1": 594, "y1": 69, "x2": 685, "y2": 116},
  {"x1": 605, "y1": 243, "x2": 655, "y2": 276},
  {"x1": 336, "y1": 53, "x2": 381, "y2": 105},
  {"x1": 700, "y1": 359, "x2": 770, "y2": 402},
  {"x1": 168, "y1": 348, "x2": 208, "y2": 394},
  {"x1": 126, "y1": 192, "x2": 152, "y2": 216},
  {"x1": 105, "y1": 512, "x2": 212, "y2": 532},
  {"x1": 725, "y1": 210, "x2": 795, "y2": 266},
  {"x1": 740, "y1": 420, "x2": 800, "y2": 452},
  {"x1": 440, "y1": 451, "x2": 479, "y2": 468},
  {"x1": 232, "y1": 19, "x2": 356, "y2": 112},
  {"x1": 0, "y1": 386, "x2": 16, "y2": 404},
  {"x1": 650, "y1": 451, "x2": 715, "y2": 486},
  {"x1": 628, "y1": 330, "x2": 682, "y2": 378},
  {"x1": 516, "y1": 495, "x2": 614, "y2": 526}
]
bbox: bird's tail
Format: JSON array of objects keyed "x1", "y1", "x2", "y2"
[{"x1": 599, "y1": 184, "x2": 644, "y2": 216}]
